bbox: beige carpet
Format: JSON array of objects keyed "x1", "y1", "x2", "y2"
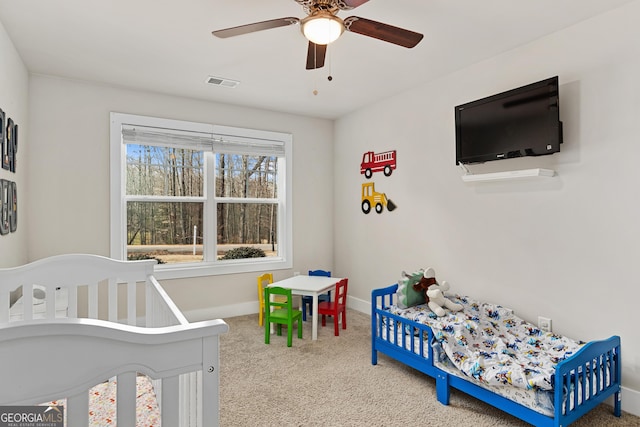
[{"x1": 219, "y1": 309, "x2": 638, "y2": 426}]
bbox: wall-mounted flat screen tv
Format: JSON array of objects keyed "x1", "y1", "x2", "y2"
[{"x1": 455, "y1": 76, "x2": 562, "y2": 165}]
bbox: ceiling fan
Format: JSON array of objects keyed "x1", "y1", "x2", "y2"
[{"x1": 212, "y1": 0, "x2": 424, "y2": 70}]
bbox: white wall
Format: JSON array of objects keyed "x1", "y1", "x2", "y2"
[
  {"x1": 0, "y1": 19, "x2": 28, "y2": 266},
  {"x1": 334, "y1": 2, "x2": 640, "y2": 394},
  {"x1": 27, "y1": 75, "x2": 334, "y2": 316}
]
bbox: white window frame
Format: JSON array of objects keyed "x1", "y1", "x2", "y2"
[{"x1": 109, "y1": 112, "x2": 293, "y2": 280}]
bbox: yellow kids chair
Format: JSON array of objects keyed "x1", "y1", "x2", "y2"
[{"x1": 257, "y1": 273, "x2": 286, "y2": 326}]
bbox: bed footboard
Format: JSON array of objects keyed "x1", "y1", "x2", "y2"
[{"x1": 554, "y1": 335, "x2": 622, "y2": 426}]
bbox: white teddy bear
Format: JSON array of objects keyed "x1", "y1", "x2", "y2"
[{"x1": 423, "y1": 268, "x2": 463, "y2": 317}]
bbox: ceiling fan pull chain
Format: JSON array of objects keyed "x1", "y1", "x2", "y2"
[
  {"x1": 327, "y1": 46, "x2": 333, "y2": 82},
  {"x1": 312, "y1": 46, "x2": 319, "y2": 95}
]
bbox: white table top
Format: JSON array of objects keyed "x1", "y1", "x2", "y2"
[{"x1": 269, "y1": 275, "x2": 342, "y2": 295}]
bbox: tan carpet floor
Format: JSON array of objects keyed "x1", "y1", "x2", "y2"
[{"x1": 219, "y1": 309, "x2": 639, "y2": 426}]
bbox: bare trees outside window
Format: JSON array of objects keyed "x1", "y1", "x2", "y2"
[
  {"x1": 125, "y1": 146, "x2": 280, "y2": 264},
  {"x1": 216, "y1": 153, "x2": 278, "y2": 255}
]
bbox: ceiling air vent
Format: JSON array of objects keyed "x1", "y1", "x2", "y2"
[{"x1": 206, "y1": 76, "x2": 240, "y2": 88}]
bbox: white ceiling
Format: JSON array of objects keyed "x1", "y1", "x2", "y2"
[{"x1": 0, "y1": 0, "x2": 635, "y2": 119}]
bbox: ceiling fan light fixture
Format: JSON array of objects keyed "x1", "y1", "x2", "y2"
[{"x1": 301, "y1": 11, "x2": 345, "y2": 45}]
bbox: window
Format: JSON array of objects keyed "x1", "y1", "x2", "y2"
[{"x1": 110, "y1": 113, "x2": 292, "y2": 279}]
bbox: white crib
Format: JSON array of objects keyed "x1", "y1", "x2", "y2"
[{"x1": 0, "y1": 254, "x2": 229, "y2": 427}]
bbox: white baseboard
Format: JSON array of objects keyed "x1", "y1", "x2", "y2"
[
  {"x1": 347, "y1": 294, "x2": 372, "y2": 315},
  {"x1": 183, "y1": 301, "x2": 258, "y2": 322},
  {"x1": 616, "y1": 386, "x2": 640, "y2": 417},
  {"x1": 186, "y1": 296, "x2": 370, "y2": 322}
]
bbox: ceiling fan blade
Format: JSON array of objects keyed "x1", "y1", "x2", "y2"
[
  {"x1": 212, "y1": 17, "x2": 299, "y2": 38},
  {"x1": 344, "y1": 16, "x2": 423, "y2": 48},
  {"x1": 306, "y1": 42, "x2": 327, "y2": 70},
  {"x1": 338, "y1": 0, "x2": 370, "y2": 9}
]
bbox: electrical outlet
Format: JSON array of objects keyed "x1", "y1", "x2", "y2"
[{"x1": 538, "y1": 316, "x2": 552, "y2": 333}]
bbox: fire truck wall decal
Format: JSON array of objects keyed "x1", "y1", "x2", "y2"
[
  {"x1": 361, "y1": 182, "x2": 397, "y2": 214},
  {"x1": 360, "y1": 150, "x2": 396, "y2": 179}
]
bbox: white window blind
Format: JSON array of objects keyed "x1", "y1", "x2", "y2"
[{"x1": 121, "y1": 124, "x2": 285, "y2": 156}]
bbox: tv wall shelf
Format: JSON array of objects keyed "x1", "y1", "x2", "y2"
[{"x1": 461, "y1": 168, "x2": 555, "y2": 182}]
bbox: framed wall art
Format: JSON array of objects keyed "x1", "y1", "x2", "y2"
[{"x1": 0, "y1": 179, "x2": 9, "y2": 235}]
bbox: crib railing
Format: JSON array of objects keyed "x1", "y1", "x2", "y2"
[
  {"x1": 0, "y1": 254, "x2": 228, "y2": 427},
  {"x1": 0, "y1": 318, "x2": 228, "y2": 425},
  {"x1": 146, "y1": 274, "x2": 189, "y2": 327},
  {"x1": 0, "y1": 254, "x2": 156, "y2": 324},
  {"x1": 146, "y1": 274, "x2": 218, "y2": 427}
]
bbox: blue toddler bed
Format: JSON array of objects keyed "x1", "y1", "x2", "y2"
[{"x1": 371, "y1": 283, "x2": 622, "y2": 427}]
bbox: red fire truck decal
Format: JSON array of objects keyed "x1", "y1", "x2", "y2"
[{"x1": 360, "y1": 150, "x2": 396, "y2": 179}]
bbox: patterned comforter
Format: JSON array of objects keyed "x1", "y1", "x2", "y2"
[{"x1": 388, "y1": 294, "x2": 585, "y2": 391}]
